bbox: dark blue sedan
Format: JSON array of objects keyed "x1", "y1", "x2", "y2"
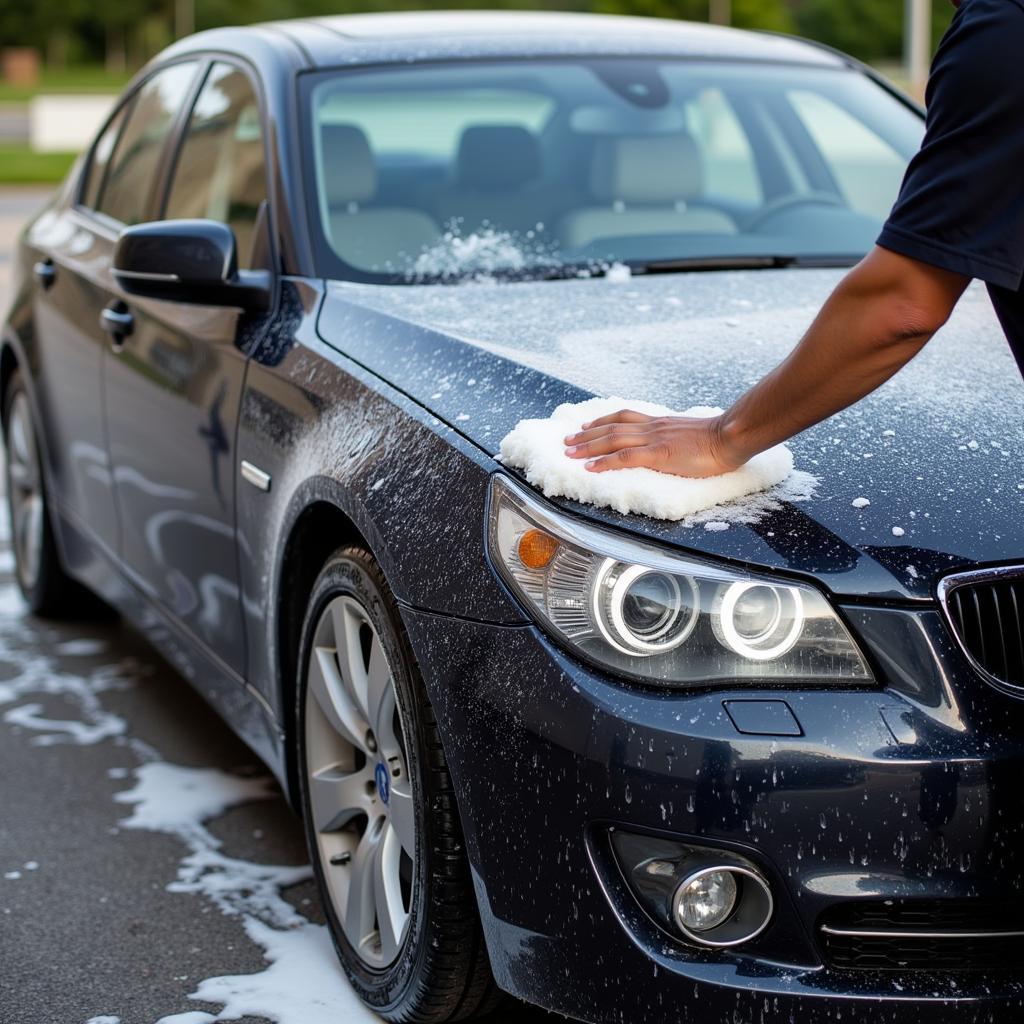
[{"x1": 3, "y1": 10, "x2": 1023, "y2": 1023}]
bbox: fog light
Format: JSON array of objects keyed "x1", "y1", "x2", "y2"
[
  {"x1": 610, "y1": 832, "x2": 775, "y2": 950},
  {"x1": 673, "y1": 868, "x2": 738, "y2": 933}
]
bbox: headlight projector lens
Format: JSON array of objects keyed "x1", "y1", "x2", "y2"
[
  {"x1": 715, "y1": 581, "x2": 804, "y2": 661},
  {"x1": 595, "y1": 561, "x2": 698, "y2": 657}
]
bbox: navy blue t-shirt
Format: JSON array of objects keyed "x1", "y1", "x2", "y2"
[{"x1": 878, "y1": 0, "x2": 1024, "y2": 376}]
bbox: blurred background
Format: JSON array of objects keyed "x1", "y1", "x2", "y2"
[{"x1": 0, "y1": 0, "x2": 951, "y2": 188}]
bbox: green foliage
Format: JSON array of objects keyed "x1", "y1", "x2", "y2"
[
  {"x1": 788, "y1": 0, "x2": 954, "y2": 62},
  {"x1": 0, "y1": 0, "x2": 955, "y2": 70},
  {"x1": 732, "y1": 0, "x2": 794, "y2": 32},
  {"x1": 0, "y1": 66, "x2": 131, "y2": 102},
  {"x1": 591, "y1": 0, "x2": 792, "y2": 31},
  {"x1": 0, "y1": 145, "x2": 77, "y2": 184}
]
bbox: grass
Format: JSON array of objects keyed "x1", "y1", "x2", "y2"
[
  {"x1": 0, "y1": 144, "x2": 77, "y2": 185},
  {"x1": 0, "y1": 66, "x2": 131, "y2": 104}
]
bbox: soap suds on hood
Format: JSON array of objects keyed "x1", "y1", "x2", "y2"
[
  {"x1": 412, "y1": 226, "x2": 556, "y2": 281},
  {"x1": 499, "y1": 396, "x2": 796, "y2": 521}
]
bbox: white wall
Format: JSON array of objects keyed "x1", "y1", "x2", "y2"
[{"x1": 29, "y1": 95, "x2": 117, "y2": 153}]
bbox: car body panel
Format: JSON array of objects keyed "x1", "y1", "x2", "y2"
[
  {"x1": 234, "y1": 280, "x2": 530, "y2": 722},
  {"x1": 20, "y1": 201, "x2": 123, "y2": 560},
  {"x1": 4, "y1": 14, "x2": 1024, "y2": 1022},
  {"x1": 269, "y1": 11, "x2": 846, "y2": 70},
  {"x1": 103, "y1": 286, "x2": 255, "y2": 674},
  {"x1": 402, "y1": 602, "x2": 1024, "y2": 1020},
  {"x1": 317, "y1": 274, "x2": 1024, "y2": 601}
]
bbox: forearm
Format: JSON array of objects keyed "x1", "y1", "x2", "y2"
[
  {"x1": 716, "y1": 248, "x2": 968, "y2": 464},
  {"x1": 564, "y1": 248, "x2": 969, "y2": 478}
]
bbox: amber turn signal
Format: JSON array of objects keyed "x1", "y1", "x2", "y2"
[{"x1": 517, "y1": 528, "x2": 559, "y2": 569}]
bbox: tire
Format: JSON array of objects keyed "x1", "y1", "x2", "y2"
[
  {"x1": 2, "y1": 369, "x2": 96, "y2": 617},
  {"x1": 296, "y1": 546, "x2": 504, "y2": 1022}
]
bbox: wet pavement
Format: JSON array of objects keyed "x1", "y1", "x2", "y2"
[{"x1": 0, "y1": 191, "x2": 560, "y2": 1024}]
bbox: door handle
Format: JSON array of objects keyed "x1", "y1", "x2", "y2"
[
  {"x1": 33, "y1": 260, "x2": 56, "y2": 290},
  {"x1": 100, "y1": 304, "x2": 134, "y2": 349}
]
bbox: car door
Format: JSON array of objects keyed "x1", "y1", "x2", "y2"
[
  {"x1": 102, "y1": 59, "x2": 275, "y2": 676},
  {"x1": 25, "y1": 62, "x2": 200, "y2": 582}
]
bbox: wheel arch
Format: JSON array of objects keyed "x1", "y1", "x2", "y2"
[
  {"x1": 0, "y1": 340, "x2": 18, "y2": 420},
  {"x1": 0, "y1": 331, "x2": 58, "y2": 502},
  {"x1": 0, "y1": 329, "x2": 34, "y2": 431},
  {"x1": 0, "y1": 332, "x2": 49, "y2": 470},
  {"x1": 275, "y1": 496, "x2": 370, "y2": 807}
]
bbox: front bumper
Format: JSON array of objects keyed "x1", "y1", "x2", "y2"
[{"x1": 403, "y1": 602, "x2": 1024, "y2": 1023}]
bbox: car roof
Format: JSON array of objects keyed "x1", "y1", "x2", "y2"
[{"x1": 162, "y1": 10, "x2": 847, "y2": 72}]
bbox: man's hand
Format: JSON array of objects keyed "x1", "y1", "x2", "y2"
[
  {"x1": 564, "y1": 410, "x2": 741, "y2": 477},
  {"x1": 566, "y1": 247, "x2": 969, "y2": 478}
]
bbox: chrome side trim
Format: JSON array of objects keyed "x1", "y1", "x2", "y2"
[
  {"x1": 821, "y1": 924, "x2": 1024, "y2": 940},
  {"x1": 936, "y1": 563, "x2": 1024, "y2": 692},
  {"x1": 113, "y1": 269, "x2": 181, "y2": 282},
  {"x1": 240, "y1": 460, "x2": 271, "y2": 492},
  {"x1": 244, "y1": 680, "x2": 277, "y2": 724}
]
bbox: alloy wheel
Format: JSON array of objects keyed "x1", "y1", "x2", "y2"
[
  {"x1": 304, "y1": 594, "x2": 416, "y2": 969},
  {"x1": 6, "y1": 392, "x2": 44, "y2": 593}
]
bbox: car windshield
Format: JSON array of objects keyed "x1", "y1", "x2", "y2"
[{"x1": 304, "y1": 58, "x2": 923, "y2": 283}]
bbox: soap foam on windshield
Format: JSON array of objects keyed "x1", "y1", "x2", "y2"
[{"x1": 499, "y1": 396, "x2": 794, "y2": 521}]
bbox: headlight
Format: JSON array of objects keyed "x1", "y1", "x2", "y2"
[{"x1": 487, "y1": 475, "x2": 872, "y2": 687}]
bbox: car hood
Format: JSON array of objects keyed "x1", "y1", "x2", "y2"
[{"x1": 317, "y1": 269, "x2": 1024, "y2": 601}]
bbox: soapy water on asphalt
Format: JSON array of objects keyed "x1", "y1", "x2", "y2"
[{"x1": 499, "y1": 396, "x2": 795, "y2": 521}]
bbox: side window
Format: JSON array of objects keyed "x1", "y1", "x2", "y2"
[
  {"x1": 165, "y1": 63, "x2": 269, "y2": 270},
  {"x1": 81, "y1": 104, "x2": 128, "y2": 210},
  {"x1": 787, "y1": 90, "x2": 908, "y2": 220},
  {"x1": 97, "y1": 62, "x2": 198, "y2": 226}
]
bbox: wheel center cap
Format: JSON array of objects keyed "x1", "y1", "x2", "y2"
[{"x1": 375, "y1": 762, "x2": 390, "y2": 805}]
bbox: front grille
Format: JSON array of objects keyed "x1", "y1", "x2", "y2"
[
  {"x1": 940, "y1": 567, "x2": 1024, "y2": 689},
  {"x1": 820, "y1": 900, "x2": 1024, "y2": 972}
]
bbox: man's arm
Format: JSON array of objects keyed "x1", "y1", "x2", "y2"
[{"x1": 564, "y1": 247, "x2": 969, "y2": 476}]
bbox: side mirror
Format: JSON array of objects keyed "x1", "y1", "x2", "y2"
[{"x1": 112, "y1": 219, "x2": 272, "y2": 311}]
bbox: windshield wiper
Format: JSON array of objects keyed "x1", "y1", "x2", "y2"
[
  {"x1": 634, "y1": 254, "x2": 859, "y2": 274},
  {"x1": 398, "y1": 254, "x2": 859, "y2": 285}
]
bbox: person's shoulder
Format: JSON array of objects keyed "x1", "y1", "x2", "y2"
[
  {"x1": 947, "y1": 0, "x2": 1024, "y2": 25},
  {"x1": 971, "y1": 0, "x2": 1024, "y2": 20},
  {"x1": 942, "y1": 0, "x2": 1024, "y2": 55}
]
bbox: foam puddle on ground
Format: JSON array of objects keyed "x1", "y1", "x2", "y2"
[
  {"x1": 0, "y1": 550, "x2": 382, "y2": 1023},
  {"x1": 112, "y1": 762, "x2": 381, "y2": 1024},
  {"x1": 3, "y1": 699, "x2": 126, "y2": 746}
]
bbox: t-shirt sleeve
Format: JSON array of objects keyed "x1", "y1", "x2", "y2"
[{"x1": 877, "y1": 0, "x2": 1024, "y2": 291}]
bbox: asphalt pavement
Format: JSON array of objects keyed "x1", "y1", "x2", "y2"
[
  {"x1": 0, "y1": 191, "x2": 559, "y2": 1024},
  {"x1": 0, "y1": 105, "x2": 29, "y2": 143}
]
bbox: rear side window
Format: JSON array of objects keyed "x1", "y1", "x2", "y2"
[
  {"x1": 81, "y1": 104, "x2": 129, "y2": 210},
  {"x1": 97, "y1": 62, "x2": 198, "y2": 225},
  {"x1": 335, "y1": 89, "x2": 553, "y2": 159},
  {"x1": 164, "y1": 63, "x2": 269, "y2": 270}
]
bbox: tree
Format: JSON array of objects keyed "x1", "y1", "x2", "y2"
[
  {"x1": 0, "y1": 0, "x2": 952, "y2": 70},
  {"x1": 787, "y1": 0, "x2": 953, "y2": 62},
  {"x1": 594, "y1": 0, "x2": 792, "y2": 31}
]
